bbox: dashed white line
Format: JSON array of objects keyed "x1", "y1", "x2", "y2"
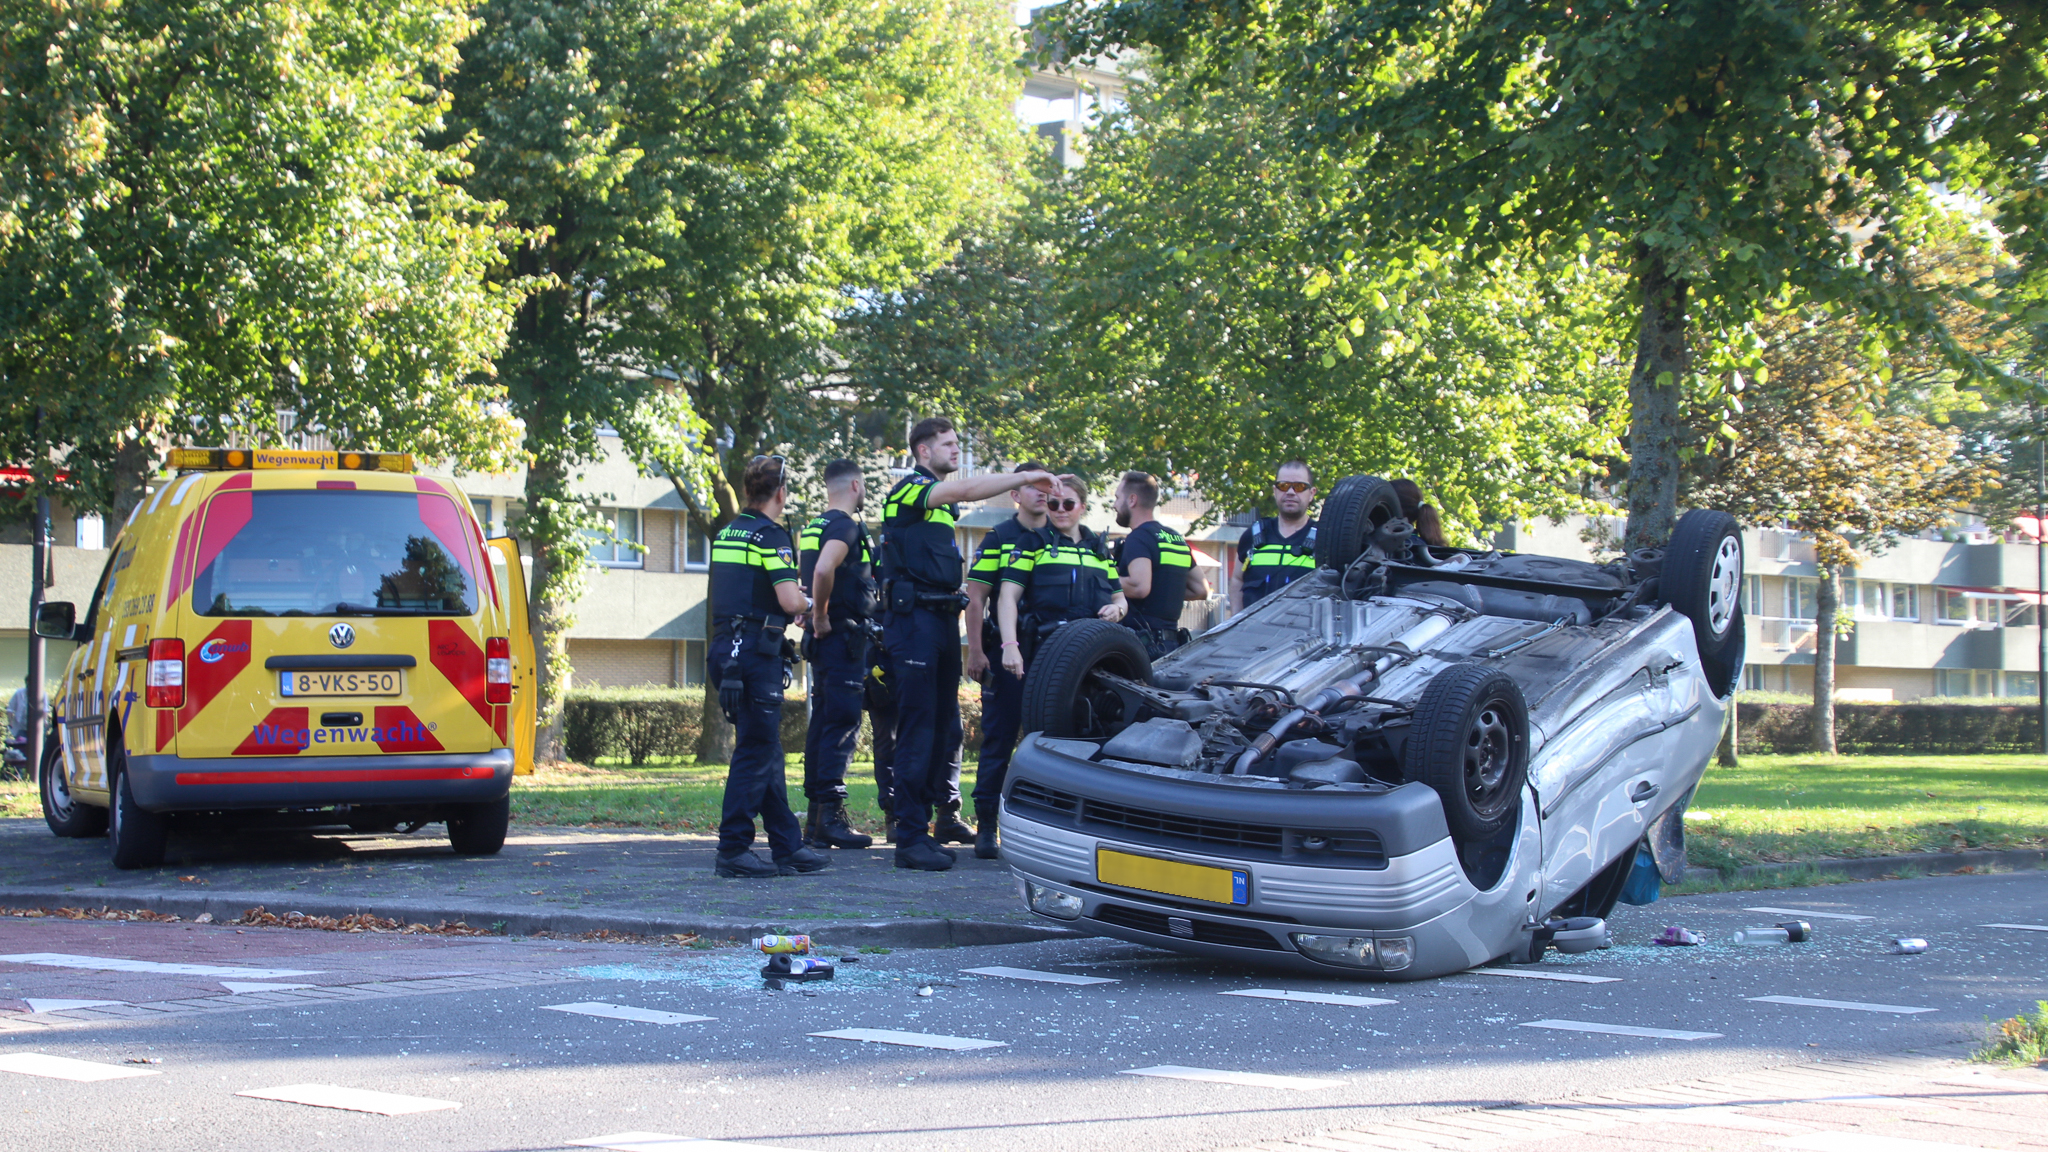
[
  {"x1": 1120, "y1": 1065, "x2": 1343, "y2": 1091},
  {"x1": 236, "y1": 1084, "x2": 460, "y2": 1115},
  {"x1": 23, "y1": 998, "x2": 125, "y2": 1014},
  {"x1": 1747, "y1": 995, "x2": 1935, "y2": 1015},
  {"x1": 1220, "y1": 988, "x2": 1397, "y2": 1007},
  {"x1": 568, "y1": 1134, "x2": 822, "y2": 1151},
  {"x1": 1982, "y1": 923, "x2": 2048, "y2": 933},
  {"x1": 544, "y1": 1003, "x2": 714, "y2": 1026},
  {"x1": 0, "y1": 952, "x2": 321, "y2": 979},
  {"x1": 1743, "y1": 907, "x2": 1873, "y2": 922},
  {"x1": 1468, "y1": 968, "x2": 1621, "y2": 984},
  {"x1": 1520, "y1": 1019, "x2": 1722, "y2": 1041},
  {"x1": 808, "y1": 1028, "x2": 1006, "y2": 1051},
  {"x1": 0, "y1": 1053, "x2": 160, "y2": 1082},
  {"x1": 961, "y1": 966, "x2": 1118, "y2": 986},
  {"x1": 222, "y1": 983, "x2": 315, "y2": 995}
]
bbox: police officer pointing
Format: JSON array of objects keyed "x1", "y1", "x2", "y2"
[
  {"x1": 1114, "y1": 470, "x2": 1207, "y2": 659},
  {"x1": 1233, "y1": 459, "x2": 1319, "y2": 612},
  {"x1": 798, "y1": 459, "x2": 877, "y2": 851},
  {"x1": 708, "y1": 456, "x2": 830, "y2": 880},
  {"x1": 882, "y1": 418, "x2": 1055, "y2": 872}
]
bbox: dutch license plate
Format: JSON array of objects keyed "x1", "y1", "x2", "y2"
[
  {"x1": 1096, "y1": 848, "x2": 1249, "y2": 905},
  {"x1": 279, "y1": 670, "x2": 401, "y2": 698}
]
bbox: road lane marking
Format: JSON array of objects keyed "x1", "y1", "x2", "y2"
[
  {"x1": 961, "y1": 966, "x2": 1118, "y2": 986},
  {"x1": 1120, "y1": 1065, "x2": 1342, "y2": 1091},
  {"x1": 569, "y1": 1134, "x2": 821, "y2": 1151},
  {"x1": 0, "y1": 1053, "x2": 160, "y2": 1082},
  {"x1": 1468, "y1": 968, "x2": 1621, "y2": 984},
  {"x1": 1744, "y1": 907, "x2": 1873, "y2": 921},
  {"x1": 1220, "y1": 989, "x2": 1397, "y2": 1007},
  {"x1": 544, "y1": 1002, "x2": 714, "y2": 1026},
  {"x1": 808, "y1": 1028, "x2": 1005, "y2": 1051},
  {"x1": 1520, "y1": 1019, "x2": 1722, "y2": 1041},
  {"x1": 0, "y1": 952, "x2": 321, "y2": 979},
  {"x1": 1772, "y1": 1131, "x2": 1996, "y2": 1152},
  {"x1": 1983, "y1": 923, "x2": 2048, "y2": 932},
  {"x1": 23, "y1": 998, "x2": 125, "y2": 1013},
  {"x1": 1747, "y1": 995, "x2": 1935, "y2": 1015},
  {"x1": 221, "y1": 983, "x2": 315, "y2": 994},
  {"x1": 236, "y1": 1084, "x2": 460, "y2": 1115}
]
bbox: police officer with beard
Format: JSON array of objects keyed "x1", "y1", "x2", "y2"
[
  {"x1": 881, "y1": 418, "x2": 1055, "y2": 872},
  {"x1": 1233, "y1": 459, "x2": 1319, "y2": 612},
  {"x1": 708, "y1": 455, "x2": 830, "y2": 879},
  {"x1": 798, "y1": 458, "x2": 877, "y2": 851},
  {"x1": 1113, "y1": 470, "x2": 1207, "y2": 659}
]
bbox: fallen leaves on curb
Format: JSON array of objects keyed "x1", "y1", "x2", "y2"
[
  {"x1": 236, "y1": 906, "x2": 496, "y2": 936},
  {"x1": 1, "y1": 905, "x2": 183, "y2": 923},
  {"x1": 527, "y1": 928, "x2": 709, "y2": 947}
]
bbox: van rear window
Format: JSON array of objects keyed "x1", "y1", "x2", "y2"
[{"x1": 189, "y1": 489, "x2": 481, "y2": 617}]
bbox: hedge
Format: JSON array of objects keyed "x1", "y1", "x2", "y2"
[
  {"x1": 1737, "y1": 701, "x2": 2042, "y2": 755},
  {"x1": 561, "y1": 683, "x2": 985, "y2": 766}
]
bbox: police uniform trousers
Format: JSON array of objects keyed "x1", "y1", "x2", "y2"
[
  {"x1": 882, "y1": 604, "x2": 964, "y2": 842},
  {"x1": 972, "y1": 662, "x2": 1026, "y2": 809},
  {"x1": 709, "y1": 625, "x2": 804, "y2": 858},
  {"x1": 802, "y1": 625, "x2": 867, "y2": 803}
]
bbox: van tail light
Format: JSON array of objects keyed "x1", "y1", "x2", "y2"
[
  {"x1": 486, "y1": 637, "x2": 512, "y2": 704},
  {"x1": 146, "y1": 639, "x2": 186, "y2": 709}
]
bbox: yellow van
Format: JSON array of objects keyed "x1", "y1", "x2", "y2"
[{"x1": 32, "y1": 449, "x2": 537, "y2": 869}]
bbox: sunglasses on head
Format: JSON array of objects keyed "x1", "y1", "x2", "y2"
[
  {"x1": 1273, "y1": 481, "x2": 1312, "y2": 494},
  {"x1": 1049, "y1": 498, "x2": 1081, "y2": 512},
  {"x1": 752, "y1": 453, "x2": 786, "y2": 486}
]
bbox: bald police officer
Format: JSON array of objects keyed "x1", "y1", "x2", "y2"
[
  {"x1": 1233, "y1": 460, "x2": 1318, "y2": 612},
  {"x1": 798, "y1": 458, "x2": 877, "y2": 851}
]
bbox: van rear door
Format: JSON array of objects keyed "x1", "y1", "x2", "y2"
[{"x1": 488, "y1": 536, "x2": 536, "y2": 775}]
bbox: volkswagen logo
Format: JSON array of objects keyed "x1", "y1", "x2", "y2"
[{"x1": 328, "y1": 622, "x2": 356, "y2": 649}]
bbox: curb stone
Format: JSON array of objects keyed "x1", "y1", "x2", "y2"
[
  {"x1": 1709, "y1": 846, "x2": 2048, "y2": 885},
  {"x1": 0, "y1": 887, "x2": 1093, "y2": 949}
]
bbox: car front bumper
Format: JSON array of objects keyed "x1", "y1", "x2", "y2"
[{"x1": 124, "y1": 749, "x2": 514, "y2": 812}]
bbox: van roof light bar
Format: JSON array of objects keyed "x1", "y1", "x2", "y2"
[{"x1": 168, "y1": 448, "x2": 414, "y2": 473}]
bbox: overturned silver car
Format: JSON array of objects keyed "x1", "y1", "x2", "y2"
[{"x1": 999, "y1": 476, "x2": 1744, "y2": 979}]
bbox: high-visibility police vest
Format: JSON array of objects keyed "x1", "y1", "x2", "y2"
[
  {"x1": 799, "y1": 508, "x2": 878, "y2": 620},
  {"x1": 880, "y1": 465, "x2": 963, "y2": 593},
  {"x1": 1240, "y1": 517, "x2": 1316, "y2": 607},
  {"x1": 1005, "y1": 530, "x2": 1116, "y2": 625},
  {"x1": 1120, "y1": 519, "x2": 1195, "y2": 623},
  {"x1": 708, "y1": 510, "x2": 799, "y2": 626}
]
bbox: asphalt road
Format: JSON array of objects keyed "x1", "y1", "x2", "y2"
[{"x1": 1, "y1": 870, "x2": 2043, "y2": 1152}]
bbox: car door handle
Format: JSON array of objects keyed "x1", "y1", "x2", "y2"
[{"x1": 1630, "y1": 781, "x2": 1659, "y2": 804}]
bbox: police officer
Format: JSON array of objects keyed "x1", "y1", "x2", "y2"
[
  {"x1": 882, "y1": 417, "x2": 1055, "y2": 872},
  {"x1": 998, "y1": 476, "x2": 1127, "y2": 683},
  {"x1": 798, "y1": 459, "x2": 877, "y2": 851},
  {"x1": 1113, "y1": 470, "x2": 1207, "y2": 659},
  {"x1": 964, "y1": 461, "x2": 1053, "y2": 859},
  {"x1": 707, "y1": 456, "x2": 830, "y2": 879},
  {"x1": 1233, "y1": 459, "x2": 1319, "y2": 611}
]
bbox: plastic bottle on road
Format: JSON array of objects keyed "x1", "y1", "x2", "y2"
[{"x1": 1732, "y1": 920, "x2": 1812, "y2": 944}]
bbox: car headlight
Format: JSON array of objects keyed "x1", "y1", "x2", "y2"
[
  {"x1": 1375, "y1": 936, "x2": 1414, "y2": 971},
  {"x1": 1025, "y1": 882, "x2": 1084, "y2": 920},
  {"x1": 1290, "y1": 933, "x2": 1415, "y2": 971}
]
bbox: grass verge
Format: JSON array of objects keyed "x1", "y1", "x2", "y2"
[
  {"x1": 509, "y1": 756, "x2": 977, "y2": 837},
  {"x1": 1976, "y1": 1001, "x2": 2048, "y2": 1066}
]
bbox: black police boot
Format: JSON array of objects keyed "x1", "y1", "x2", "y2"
[
  {"x1": 974, "y1": 803, "x2": 1000, "y2": 860},
  {"x1": 774, "y1": 845, "x2": 831, "y2": 875},
  {"x1": 933, "y1": 801, "x2": 976, "y2": 846},
  {"x1": 816, "y1": 800, "x2": 873, "y2": 849},
  {"x1": 894, "y1": 834, "x2": 955, "y2": 872},
  {"x1": 802, "y1": 802, "x2": 824, "y2": 849},
  {"x1": 713, "y1": 849, "x2": 778, "y2": 879}
]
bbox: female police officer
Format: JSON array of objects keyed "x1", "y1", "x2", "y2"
[
  {"x1": 996, "y1": 476, "x2": 1128, "y2": 690},
  {"x1": 708, "y1": 456, "x2": 831, "y2": 879}
]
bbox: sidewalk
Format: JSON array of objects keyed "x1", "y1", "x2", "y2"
[{"x1": 0, "y1": 817, "x2": 1072, "y2": 948}]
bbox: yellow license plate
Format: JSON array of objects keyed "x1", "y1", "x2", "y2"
[
  {"x1": 1096, "y1": 848, "x2": 1249, "y2": 905},
  {"x1": 278, "y1": 670, "x2": 401, "y2": 698}
]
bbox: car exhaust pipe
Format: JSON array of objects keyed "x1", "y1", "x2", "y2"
[{"x1": 1229, "y1": 614, "x2": 1453, "y2": 775}]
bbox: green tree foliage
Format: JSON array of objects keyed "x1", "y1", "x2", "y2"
[
  {"x1": 1036, "y1": 0, "x2": 2048, "y2": 548},
  {"x1": 0, "y1": 0, "x2": 523, "y2": 519},
  {"x1": 442, "y1": 0, "x2": 1029, "y2": 752}
]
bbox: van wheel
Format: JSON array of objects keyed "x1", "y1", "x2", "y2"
[
  {"x1": 40, "y1": 734, "x2": 107, "y2": 838},
  {"x1": 1404, "y1": 663, "x2": 1528, "y2": 843},
  {"x1": 1020, "y1": 619, "x2": 1154, "y2": 740},
  {"x1": 447, "y1": 796, "x2": 510, "y2": 855},
  {"x1": 108, "y1": 751, "x2": 168, "y2": 870}
]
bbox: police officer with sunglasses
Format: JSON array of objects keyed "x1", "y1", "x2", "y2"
[
  {"x1": 707, "y1": 455, "x2": 830, "y2": 879},
  {"x1": 1233, "y1": 460, "x2": 1320, "y2": 612}
]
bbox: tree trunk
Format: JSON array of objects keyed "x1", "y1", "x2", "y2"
[
  {"x1": 109, "y1": 434, "x2": 157, "y2": 529},
  {"x1": 1623, "y1": 244, "x2": 1691, "y2": 553},
  {"x1": 1811, "y1": 567, "x2": 1838, "y2": 754},
  {"x1": 1717, "y1": 703, "x2": 1739, "y2": 767},
  {"x1": 696, "y1": 678, "x2": 735, "y2": 764},
  {"x1": 524, "y1": 457, "x2": 577, "y2": 763}
]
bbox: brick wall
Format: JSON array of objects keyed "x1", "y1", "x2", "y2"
[{"x1": 567, "y1": 638, "x2": 677, "y2": 688}]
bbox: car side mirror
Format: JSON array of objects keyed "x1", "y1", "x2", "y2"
[{"x1": 32, "y1": 601, "x2": 76, "y2": 640}]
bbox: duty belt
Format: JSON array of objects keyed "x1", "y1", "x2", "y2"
[{"x1": 720, "y1": 613, "x2": 792, "y2": 632}]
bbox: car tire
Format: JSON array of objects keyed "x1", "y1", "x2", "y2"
[
  {"x1": 1020, "y1": 619, "x2": 1154, "y2": 740},
  {"x1": 1313, "y1": 475, "x2": 1406, "y2": 572},
  {"x1": 447, "y1": 795, "x2": 510, "y2": 855},
  {"x1": 108, "y1": 748, "x2": 168, "y2": 870},
  {"x1": 40, "y1": 732, "x2": 107, "y2": 838},
  {"x1": 1663, "y1": 509, "x2": 1744, "y2": 665},
  {"x1": 1404, "y1": 663, "x2": 1529, "y2": 842}
]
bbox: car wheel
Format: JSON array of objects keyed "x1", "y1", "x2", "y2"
[
  {"x1": 108, "y1": 748, "x2": 168, "y2": 870},
  {"x1": 447, "y1": 795, "x2": 510, "y2": 855},
  {"x1": 40, "y1": 732, "x2": 107, "y2": 838},
  {"x1": 1020, "y1": 619, "x2": 1154, "y2": 740},
  {"x1": 1313, "y1": 475, "x2": 1406, "y2": 572},
  {"x1": 1404, "y1": 663, "x2": 1528, "y2": 842},
  {"x1": 1664, "y1": 509, "x2": 1744, "y2": 665}
]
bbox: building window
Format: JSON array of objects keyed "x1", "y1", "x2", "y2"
[
  {"x1": 74, "y1": 513, "x2": 104, "y2": 550},
  {"x1": 1743, "y1": 665, "x2": 1765, "y2": 690},
  {"x1": 1890, "y1": 584, "x2": 1917, "y2": 622},
  {"x1": 586, "y1": 508, "x2": 643, "y2": 566},
  {"x1": 1793, "y1": 578, "x2": 1818, "y2": 621},
  {"x1": 684, "y1": 516, "x2": 710, "y2": 570},
  {"x1": 471, "y1": 498, "x2": 495, "y2": 535},
  {"x1": 683, "y1": 639, "x2": 706, "y2": 686},
  {"x1": 2006, "y1": 672, "x2": 2039, "y2": 698},
  {"x1": 1938, "y1": 669, "x2": 1977, "y2": 696},
  {"x1": 1742, "y1": 575, "x2": 1764, "y2": 616},
  {"x1": 1937, "y1": 588, "x2": 1971, "y2": 625}
]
